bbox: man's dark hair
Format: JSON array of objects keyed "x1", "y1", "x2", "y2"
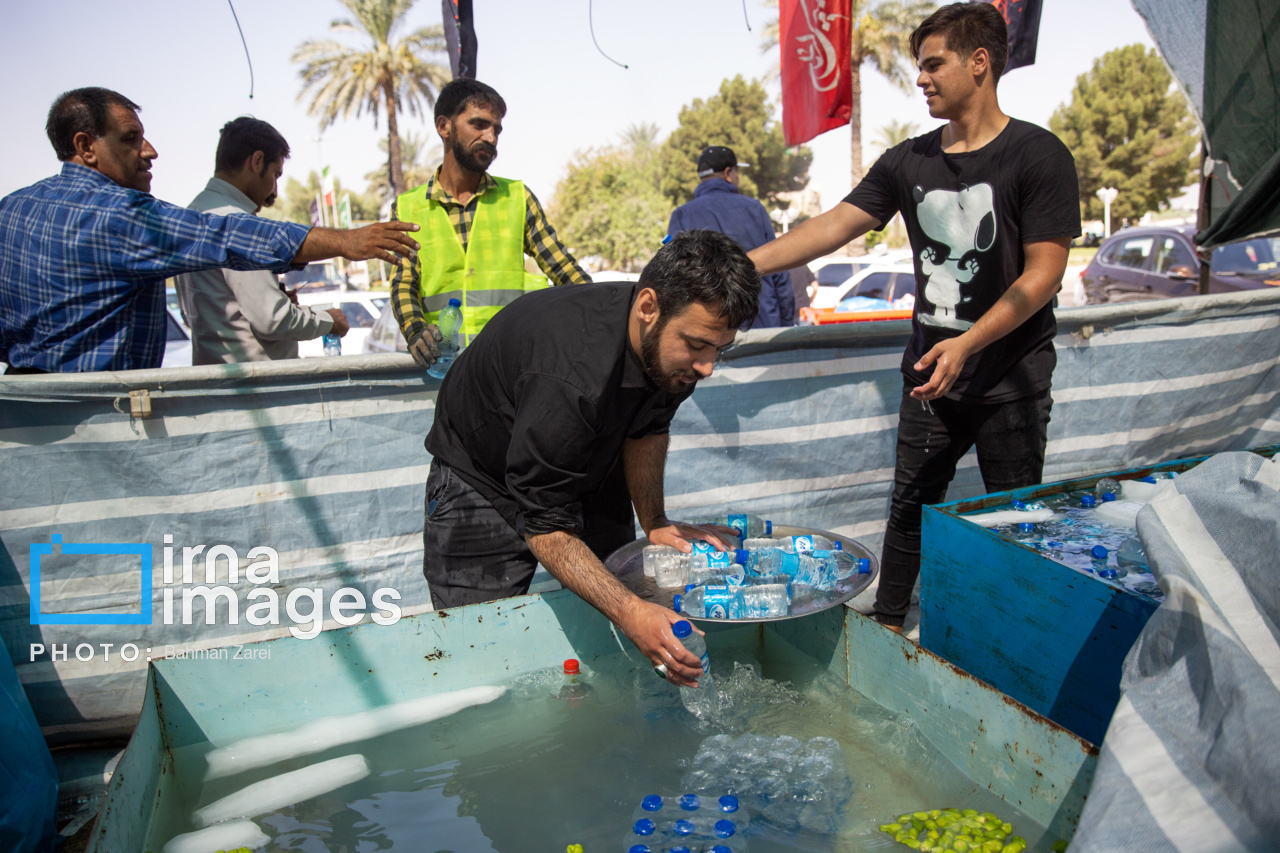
[
  {"x1": 45, "y1": 87, "x2": 142, "y2": 161},
  {"x1": 215, "y1": 117, "x2": 290, "y2": 173},
  {"x1": 433, "y1": 79, "x2": 507, "y2": 121},
  {"x1": 640, "y1": 230, "x2": 762, "y2": 330},
  {"x1": 910, "y1": 2, "x2": 1009, "y2": 83}
]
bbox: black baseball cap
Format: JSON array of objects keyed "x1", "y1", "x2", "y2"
[{"x1": 696, "y1": 145, "x2": 750, "y2": 177}]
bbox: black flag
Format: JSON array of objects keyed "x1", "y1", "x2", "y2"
[
  {"x1": 981, "y1": 0, "x2": 1043, "y2": 72},
  {"x1": 442, "y1": 0, "x2": 477, "y2": 79}
]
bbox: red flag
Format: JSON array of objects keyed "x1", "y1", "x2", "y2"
[{"x1": 780, "y1": 0, "x2": 853, "y2": 147}]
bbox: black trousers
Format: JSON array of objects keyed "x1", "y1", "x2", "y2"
[
  {"x1": 422, "y1": 459, "x2": 637, "y2": 609},
  {"x1": 875, "y1": 386, "x2": 1052, "y2": 626}
]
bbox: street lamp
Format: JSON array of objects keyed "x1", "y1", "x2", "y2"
[
  {"x1": 1096, "y1": 187, "x2": 1119, "y2": 238},
  {"x1": 770, "y1": 206, "x2": 799, "y2": 234}
]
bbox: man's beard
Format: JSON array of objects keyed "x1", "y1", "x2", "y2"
[
  {"x1": 640, "y1": 321, "x2": 699, "y2": 393},
  {"x1": 452, "y1": 135, "x2": 496, "y2": 173}
]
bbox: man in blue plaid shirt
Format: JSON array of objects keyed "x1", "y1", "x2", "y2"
[{"x1": 0, "y1": 87, "x2": 421, "y2": 374}]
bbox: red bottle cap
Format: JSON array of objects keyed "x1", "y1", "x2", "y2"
[{"x1": 563, "y1": 659, "x2": 580, "y2": 674}]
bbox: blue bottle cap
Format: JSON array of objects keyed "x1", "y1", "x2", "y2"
[
  {"x1": 1018, "y1": 522, "x2": 1034, "y2": 533},
  {"x1": 1097, "y1": 568, "x2": 1118, "y2": 579},
  {"x1": 1081, "y1": 494, "x2": 1096, "y2": 507},
  {"x1": 679, "y1": 794, "x2": 701, "y2": 811},
  {"x1": 448, "y1": 297, "x2": 461, "y2": 307},
  {"x1": 765, "y1": 520, "x2": 772, "y2": 534},
  {"x1": 715, "y1": 819, "x2": 737, "y2": 837},
  {"x1": 1140, "y1": 475, "x2": 1157, "y2": 484},
  {"x1": 641, "y1": 795, "x2": 664, "y2": 811},
  {"x1": 710, "y1": 848, "x2": 732, "y2": 853},
  {"x1": 735, "y1": 548, "x2": 749, "y2": 564},
  {"x1": 718, "y1": 795, "x2": 739, "y2": 812},
  {"x1": 1047, "y1": 540, "x2": 1064, "y2": 549},
  {"x1": 1102, "y1": 492, "x2": 1116, "y2": 502},
  {"x1": 628, "y1": 846, "x2": 652, "y2": 853},
  {"x1": 672, "y1": 594, "x2": 683, "y2": 613},
  {"x1": 674, "y1": 819, "x2": 695, "y2": 835},
  {"x1": 858, "y1": 558, "x2": 871, "y2": 574},
  {"x1": 1090, "y1": 545, "x2": 1109, "y2": 560},
  {"x1": 1012, "y1": 499, "x2": 1027, "y2": 510},
  {"x1": 672, "y1": 620, "x2": 693, "y2": 639},
  {"x1": 632, "y1": 818, "x2": 656, "y2": 836},
  {"x1": 834, "y1": 540, "x2": 843, "y2": 550}
]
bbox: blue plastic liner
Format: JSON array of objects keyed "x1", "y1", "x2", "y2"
[{"x1": 0, "y1": 635, "x2": 58, "y2": 853}]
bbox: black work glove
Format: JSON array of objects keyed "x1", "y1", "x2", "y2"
[{"x1": 408, "y1": 325, "x2": 443, "y2": 369}]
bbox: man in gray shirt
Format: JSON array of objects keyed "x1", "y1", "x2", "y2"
[{"x1": 177, "y1": 118, "x2": 347, "y2": 364}]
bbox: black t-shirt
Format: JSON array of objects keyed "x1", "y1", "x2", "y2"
[
  {"x1": 844, "y1": 119, "x2": 1080, "y2": 401},
  {"x1": 427, "y1": 283, "x2": 693, "y2": 537}
]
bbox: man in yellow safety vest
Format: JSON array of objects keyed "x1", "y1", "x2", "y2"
[{"x1": 391, "y1": 79, "x2": 590, "y2": 369}]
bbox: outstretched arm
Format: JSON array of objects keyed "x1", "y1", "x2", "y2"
[
  {"x1": 749, "y1": 202, "x2": 883, "y2": 275},
  {"x1": 911, "y1": 237, "x2": 1071, "y2": 401},
  {"x1": 292, "y1": 221, "x2": 421, "y2": 266},
  {"x1": 525, "y1": 531, "x2": 705, "y2": 686}
]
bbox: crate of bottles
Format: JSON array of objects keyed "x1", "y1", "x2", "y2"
[{"x1": 918, "y1": 446, "x2": 1277, "y2": 745}]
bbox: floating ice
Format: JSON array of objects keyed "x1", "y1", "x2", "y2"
[
  {"x1": 193, "y1": 754, "x2": 370, "y2": 826},
  {"x1": 161, "y1": 819, "x2": 269, "y2": 853},
  {"x1": 962, "y1": 508, "x2": 1055, "y2": 528},
  {"x1": 204, "y1": 685, "x2": 505, "y2": 779}
]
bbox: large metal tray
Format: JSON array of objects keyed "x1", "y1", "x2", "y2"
[{"x1": 604, "y1": 525, "x2": 878, "y2": 624}]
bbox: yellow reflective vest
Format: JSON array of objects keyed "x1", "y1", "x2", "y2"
[{"x1": 396, "y1": 176, "x2": 547, "y2": 341}]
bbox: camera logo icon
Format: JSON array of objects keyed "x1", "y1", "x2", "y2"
[{"x1": 29, "y1": 534, "x2": 153, "y2": 625}]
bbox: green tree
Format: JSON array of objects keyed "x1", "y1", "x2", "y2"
[
  {"x1": 873, "y1": 118, "x2": 920, "y2": 153},
  {"x1": 264, "y1": 170, "x2": 380, "y2": 225},
  {"x1": 550, "y1": 130, "x2": 669, "y2": 273},
  {"x1": 365, "y1": 131, "x2": 441, "y2": 203},
  {"x1": 293, "y1": 0, "x2": 450, "y2": 198},
  {"x1": 657, "y1": 76, "x2": 812, "y2": 210},
  {"x1": 1050, "y1": 45, "x2": 1198, "y2": 223},
  {"x1": 761, "y1": 0, "x2": 934, "y2": 189}
]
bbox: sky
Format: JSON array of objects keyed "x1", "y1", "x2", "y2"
[{"x1": 0, "y1": 0, "x2": 1156, "y2": 215}]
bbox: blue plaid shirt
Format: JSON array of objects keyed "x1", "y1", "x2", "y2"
[{"x1": 0, "y1": 163, "x2": 311, "y2": 372}]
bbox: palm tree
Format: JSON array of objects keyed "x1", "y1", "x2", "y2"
[
  {"x1": 294, "y1": 0, "x2": 451, "y2": 198},
  {"x1": 761, "y1": 0, "x2": 934, "y2": 190},
  {"x1": 873, "y1": 118, "x2": 920, "y2": 153},
  {"x1": 364, "y1": 132, "x2": 442, "y2": 203}
]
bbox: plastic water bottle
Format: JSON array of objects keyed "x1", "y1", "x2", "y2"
[
  {"x1": 778, "y1": 534, "x2": 839, "y2": 554},
  {"x1": 672, "y1": 620, "x2": 717, "y2": 717},
  {"x1": 558, "y1": 658, "x2": 590, "y2": 701},
  {"x1": 1117, "y1": 537, "x2": 1150, "y2": 573},
  {"x1": 693, "y1": 513, "x2": 772, "y2": 538},
  {"x1": 1095, "y1": 477, "x2": 1121, "y2": 498},
  {"x1": 321, "y1": 333, "x2": 342, "y2": 356},
  {"x1": 654, "y1": 550, "x2": 690, "y2": 589},
  {"x1": 643, "y1": 545, "x2": 680, "y2": 579},
  {"x1": 675, "y1": 585, "x2": 742, "y2": 620},
  {"x1": 426, "y1": 298, "x2": 463, "y2": 379},
  {"x1": 738, "y1": 583, "x2": 789, "y2": 618}
]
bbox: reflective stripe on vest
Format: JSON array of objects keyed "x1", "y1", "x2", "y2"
[{"x1": 396, "y1": 177, "x2": 548, "y2": 342}]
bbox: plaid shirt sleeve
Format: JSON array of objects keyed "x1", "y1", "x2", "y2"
[
  {"x1": 111, "y1": 195, "x2": 310, "y2": 275},
  {"x1": 390, "y1": 200, "x2": 428, "y2": 343},
  {"x1": 523, "y1": 187, "x2": 591, "y2": 286}
]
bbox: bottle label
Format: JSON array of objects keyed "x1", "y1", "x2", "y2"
[
  {"x1": 792, "y1": 535, "x2": 814, "y2": 553},
  {"x1": 691, "y1": 540, "x2": 716, "y2": 555},
  {"x1": 727, "y1": 514, "x2": 748, "y2": 537},
  {"x1": 703, "y1": 587, "x2": 735, "y2": 619},
  {"x1": 707, "y1": 603, "x2": 728, "y2": 619}
]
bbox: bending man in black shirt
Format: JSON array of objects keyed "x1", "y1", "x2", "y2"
[
  {"x1": 424, "y1": 230, "x2": 761, "y2": 685},
  {"x1": 749, "y1": 3, "x2": 1080, "y2": 631}
]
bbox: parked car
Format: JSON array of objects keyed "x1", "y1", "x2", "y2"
[
  {"x1": 1081, "y1": 225, "x2": 1280, "y2": 304},
  {"x1": 297, "y1": 290, "x2": 390, "y2": 357},
  {"x1": 810, "y1": 249, "x2": 913, "y2": 297},
  {"x1": 810, "y1": 262, "x2": 919, "y2": 310}
]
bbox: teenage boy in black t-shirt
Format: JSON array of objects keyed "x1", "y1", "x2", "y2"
[{"x1": 749, "y1": 2, "x2": 1080, "y2": 631}]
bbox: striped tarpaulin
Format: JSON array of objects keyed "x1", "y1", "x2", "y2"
[
  {"x1": 2, "y1": 289, "x2": 1280, "y2": 742},
  {"x1": 1069, "y1": 451, "x2": 1280, "y2": 852}
]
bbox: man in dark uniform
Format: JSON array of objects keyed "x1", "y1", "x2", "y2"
[{"x1": 423, "y1": 230, "x2": 761, "y2": 685}]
